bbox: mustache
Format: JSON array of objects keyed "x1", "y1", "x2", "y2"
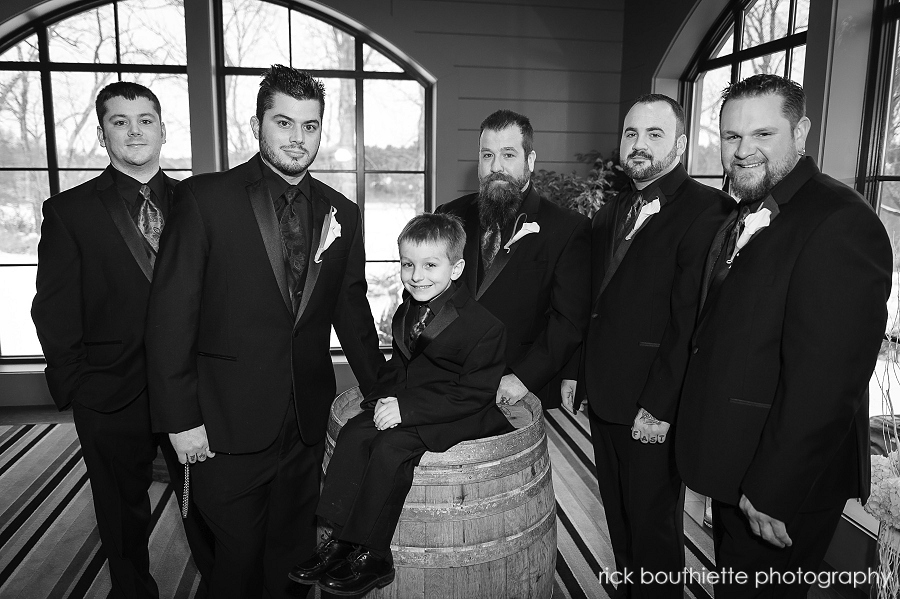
[
  {"x1": 482, "y1": 172, "x2": 519, "y2": 186},
  {"x1": 628, "y1": 150, "x2": 652, "y2": 160}
]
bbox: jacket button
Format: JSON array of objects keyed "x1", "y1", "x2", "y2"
[
  {"x1": 692, "y1": 346, "x2": 699, "y2": 354},
  {"x1": 591, "y1": 313, "x2": 599, "y2": 319}
]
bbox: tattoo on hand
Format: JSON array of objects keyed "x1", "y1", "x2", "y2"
[{"x1": 639, "y1": 408, "x2": 661, "y2": 425}]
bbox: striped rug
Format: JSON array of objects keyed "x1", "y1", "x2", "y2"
[{"x1": 0, "y1": 416, "x2": 716, "y2": 599}]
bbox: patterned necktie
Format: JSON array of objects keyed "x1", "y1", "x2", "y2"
[
  {"x1": 408, "y1": 304, "x2": 432, "y2": 352},
  {"x1": 137, "y1": 185, "x2": 164, "y2": 264},
  {"x1": 481, "y1": 226, "x2": 502, "y2": 273},
  {"x1": 704, "y1": 203, "x2": 751, "y2": 306},
  {"x1": 280, "y1": 186, "x2": 309, "y2": 315},
  {"x1": 615, "y1": 191, "x2": 645, "y2": 252}
]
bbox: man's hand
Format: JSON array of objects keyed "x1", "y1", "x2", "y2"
[
  {"x1": 561, "y1": 379, "x2": 578, "y2": 414},
  {"x1": 631, "y1": 408, "x2": 671, "y2": 444},
  {"x1": 169, "y1": 425, "x2": 215, "y2": 465},
  {"x1": 496, "y1": 374, "x2": 529, "y2": 405},
  {"x1": 374, "y1": 397, "x2": 402, "y2": 430},
  {"x1": 739, "y1": 494, "x2": 792, "y2": 548}
]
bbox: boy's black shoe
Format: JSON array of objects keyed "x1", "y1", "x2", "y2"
[
  {"x1": 317, "y1": 549, "x2": 395, "y2": 596},
  {"x1": 288, "y1": 539, "x2": 357, "y2": 584}
]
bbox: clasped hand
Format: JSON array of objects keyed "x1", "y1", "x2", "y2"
[
  {"x1": 739, "y1": 494, "x2": 792, "y2": 548},
  {"x1": 631, "y1": 408, "x2": 670, "y2": 444},
  {"x1": 170, "y1": 424, "x2": 215, "y2": 464},
  {"x1": 374, "y1": 397, "x2": 402, "y2": 430},
  {"x1": 496, "y1": 374, "x2": 529, "y2": 406}
]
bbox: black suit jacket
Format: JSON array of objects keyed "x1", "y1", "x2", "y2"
[
  {"x1": 361, "y1": 284, "x2": 512, "y2": 452},
  {"x1": 146, "y1": 155, "x2": 383, "y2": 453},
  {"x1": 32, "y1": 167, "x2": 177, "y2": 412},
  {"x1": 676, "y1": 158, "x2": 893, "y2": 522},
  {"x1": 436, "y1": 184, "x2": 591, "y2": 408},
  {"x1": 580, "y1": 164, "x2": 730, "y2": 424}
]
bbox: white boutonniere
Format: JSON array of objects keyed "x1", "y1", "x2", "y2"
[
  {"x1": 727, "y1": 206, "x2": 772, "y2": 264},
  {"x1": 314, "y1": 206, "x2": 341, "y2": 263},
  {"x1": 624, "y1": 198, "x2": 661, "y2": 240},
  {"x1": 503, "y1": 220, "x2": 540, "y2": 252}
]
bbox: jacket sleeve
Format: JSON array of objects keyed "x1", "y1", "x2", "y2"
[{"x1": 360, "y1": 346, "x2": 406, "y2": 410}]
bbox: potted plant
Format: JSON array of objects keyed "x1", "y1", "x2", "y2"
[{"x1": 531, "y1": 151, "x2": 628, "y2": 218}]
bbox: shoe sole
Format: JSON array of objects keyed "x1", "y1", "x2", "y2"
[
  {"x1": 317, "y1": 571, "x2": 395, "y2": 596},
  {"x1": 287, "y1": 573, "x2": 318, "y2": 585}
]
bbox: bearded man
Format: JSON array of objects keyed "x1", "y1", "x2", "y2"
[
  {"x1": 436, "y1": 109, "x2": 590, "y2": 409},
  {"x1": 676, "y1": 74, "x2": 892, "y2": 598},
  {"x1": 575, "y1": 94, "x2": 730, "y2": 598},
  {"x1": 145, "y1": 65, "x2": 383, "y2": 598}
]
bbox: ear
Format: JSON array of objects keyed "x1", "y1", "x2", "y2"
[
  {"x1": 160, "y1": 121, "x2": 167, "y2": 145},
  {"x1": 794, "y1": 116, "x2": 811, "y2": 152},
  {"x1": 251, "y1": 115, "x2": 261, "y2": 141},
  {"x1": 675, "y1": 133, "x2": 687, "y2": 158},
  {"x1": 526, "y1": 151, "x2": 536, "y2": 173},
  {"x1": 97, "y1": 125, "x2": 106, "y2": 148},
  {"x1": 450, "y1": 258, "x2": 465, "y2": 281}
]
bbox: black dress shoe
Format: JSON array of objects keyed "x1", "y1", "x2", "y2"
[
  {"x1": 317, "y1": 549, "x2": 395, "y2": 596},
  {"x1": 288, "y1": 539, "x2": 357, "y2": 584}
]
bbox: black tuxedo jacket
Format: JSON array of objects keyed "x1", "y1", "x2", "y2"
[
  {"x1": 436, "y1": 185, "x2": 591, "y2": 408},
  {"x1": 32, "y1": 167, "x2": 177, "y2": 412},
  {"x1": 676, "y1": 158, "x2": 893, "y2": 522},
  {"x1": 361, "y1": 284, "x2": 513, "y2": 452},
  {"x1": 146, "y1": 155, "x2": 383, "y2": 453},
  {"x1": 579, "y1": 164, "x2": 730, "y2": 424}
]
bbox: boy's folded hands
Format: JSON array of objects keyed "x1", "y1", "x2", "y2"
[{"x1": 374, "y1": 397, "x2": 402, "y2": 430}]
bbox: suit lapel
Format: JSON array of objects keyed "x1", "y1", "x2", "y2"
[
  {"x1": 393, "y1": 299, "x2": 412, "y2": 360},
  {"x1": 294, "y1": 181, "x2": 329, "y2": 326},
  {"x1": 96, "y1": 171, "x2": 154, "y2": 283},
  {"x1": 413, "y1": 298, "x2": 460, "y2": 358},
  {"x1": 247, "y1": 177, "x2": 292, "y2": 313}
]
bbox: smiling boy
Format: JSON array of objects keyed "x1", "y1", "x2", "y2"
[{"x1": 289, "y1": 213, "x2": 514, "y2": 596}]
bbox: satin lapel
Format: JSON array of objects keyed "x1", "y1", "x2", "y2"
[
  {"x1": 247, "y1": 178, "x2": 292, "y2": 313},
  {"x1": 697, "y1": 206, "x2": 739, "y2": 318},
  {"x1": 294, "y1": 188, "x2": 328, "y2": 326},
  {"x1": 463, "y1": 202, "x2": 480, "y2": 292},
  {"x1": 393, "y1": 300, "x2": 411, "y2": 360},
  {"x1": 97, "y1": 178, "x2": 154, "y2": 283},
  {"x1": 413, "y1": 301, "x2": 459, "y2": 358}
]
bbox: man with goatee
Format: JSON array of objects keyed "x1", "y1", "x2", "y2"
[
  {"x1": 576, "y1": 94, "x2": 729, "y2": 598},
  {"x1": 436, "y1": 109, "x2": 590, "y2": 409},
  {"x1": 677, "y1": 74, "x2": 892, "y2": 598}
]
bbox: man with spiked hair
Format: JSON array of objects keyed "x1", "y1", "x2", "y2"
[{"x1": 146, "y1": 65, "x2": 383, "y2": 598}]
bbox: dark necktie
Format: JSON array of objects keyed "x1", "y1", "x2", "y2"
[
  {"x1": 481, "y1": 226, "x2": 502, "y2": 273},
  {"x1": 615, "y1": 191, "x2": 645, "y2": 252},
  {"x1": 280, "y1": 186, "x2": 309, "y2": 315},
  {"x1": 137, "y1": 184, "x2": 164, "y2": 265},
  {"x1": 408, "y1": 304, "x2": 432, "y2": 352},
  {"x1": 702, "y1": 203, "x2": 751, "y2": 309}
]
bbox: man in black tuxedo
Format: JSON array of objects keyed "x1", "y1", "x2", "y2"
[
  {"x1": 578, "y1": 95, "x2": 729, "y2": 597},
  {"x1": 436, "y1": 110, "x2": 590, "y2": 409},
  {"x1": 31, "y1": 82, "x2": 214, "y2": 598},
  {"x1": 677, "y1": 74, "x2": 892, "y2": 598},
  {"x1": 145, "y1": 65, "x2": 383, "y2": 598}
]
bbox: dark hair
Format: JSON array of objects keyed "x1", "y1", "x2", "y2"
[
  {"x1": 256, "y1": 64, "x2": 326, "y2": 121},
  {"x1": 720, "y1": 74, "x2": 806, "y2": 128},
  {"x1": 399, "y1": 213, "x2": 466, "y2": 262},
  {"x1": 479, "y1": 109, "x2": 534, "y2": 155},
  {"x1": 631, "y1": 93, "x2": 686, "y2": 137},
  {"x1": 95, "y1": 81, "x2": 162, "y2": 123}
]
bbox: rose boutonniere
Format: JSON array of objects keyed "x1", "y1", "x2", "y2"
[
  {"x1": 625, "y1": 198, "x2": 661, "y2": 240},
  {"x1": 727, "y1": 204, "x2": 773, "y2": 264},
  {"x1": 503, "y1": 220, "x2": 540, "y2": 253},
  {"x1": 314, "y1": 206, "x2": 341, "y2": 263}
]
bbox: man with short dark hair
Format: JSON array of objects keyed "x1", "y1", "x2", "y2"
[
  {"x1": 677, "y1": 74, "x2": 892, "y2": 597},
  {"x1": 32, "y1": 81, "x2": 214, "y2": 598},
  {"x1": 578, "y1": 93, "x2": 729, "y2": 598},
  {"x1": 437, "y1": 109, "x2": 590, "y2": 410},
  {"x1": 146, "y1": 65, "x2": 383, "y2": 598}
]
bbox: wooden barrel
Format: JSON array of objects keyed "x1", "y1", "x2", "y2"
[{"x1": 324, "y1": 387, "x2": 556, "y2": 599}]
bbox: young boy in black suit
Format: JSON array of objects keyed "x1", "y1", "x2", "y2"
[{"x1": 288, "y1": 212, "x2": 514, "y2": 596}]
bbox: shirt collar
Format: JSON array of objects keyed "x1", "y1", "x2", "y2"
[
  {"x1": 259, "y1": 155, "x2": 311, "y2": 204},
  {"x1": 411, "y1": 280, "x2": 457, "y2": 316},
  {"x1": 110, "y1": 166, "x2": 165, "y2": 207},
  {"x1": 766, "y1": 155, "x2": 818, "y2": 207},
  {"x1": 630, "y1": 162, "x2": 688, "y2": 204}
]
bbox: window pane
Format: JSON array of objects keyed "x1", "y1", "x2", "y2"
[
  {"x1": 882, "y1": 31, "x2": 900, "y2": 177},
  {"x1": 874, "y1": 181, "x2": 900, "y2": 416},
  {"x1": 0, "y1": 171, "x2": 49, "y2": 263},
  {"x1": 317, "y1": 78, "x2": 356, "y2": 170},
  {"x1": 366, "y1": 262, "x2": 402, "y2": 346},
  {"x1": 0, "y1": 265, "x2": 42, "y2": 356},
  {"x1": 0, "y1": 34, "x2": 39, "y2": 61},
  {"x1": 794, "y1": 0, "x2": 810, "y2": 33},
  {"x1": 224, "y1": 75, "x2": 259, "y2": 167},
  {"x1": 789, "y1": 45, "x2": 806, "y2": 85},
  {"x1": 0, "y1": 71, "x2": 47, "y2": 167},
  {"x1": 689, "y1": 66, "x2": 730, "y2": 177},
  {"x1": 290, "y1": 11, "x2": 354, "y2": 70},
  {"x1": 48, "y1": 4, "x2": 117, "y2": 64},
  {"x1": 364, "y1": 80, "x2": 425, "y2": 171},
  {"x1": 364, "y1": 173, "x2": 423, "y2": 260},
  {"x1": 714, "y1": 27, "x2": 735, "y2": 59},
  {"x1": 739, "y1": 50, "x2": 786, "y2": 80},
  {"x1": 363, "y1": 44, "x2": 404, "y2": 72},
  {"x1": 118, "y1": 0, "x2": 186, "y2": 65},
  {"x1": 221, "y1": 0, "x2": 289, "y2": 68},
  {"x1": 742, "y1": 0, "x2": 790, "y2": 50},
  {"x1": 53, "y1": 72, "x2": 118, "y2": 169},
  {"x1": 311, "y1": 172, "x2": 356, "y2": 202},
  {"x1": 60, "y1": 170, "x2": 103, "y2": 192},
  {"x1": 127, "y1": 73, "x2": 191, "y2": 170}
]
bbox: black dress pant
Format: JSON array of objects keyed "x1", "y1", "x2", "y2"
[
  {"x1": 712, "y1": 499, "x2": 844, "y2": 598},
  {"x1": 589, "y1": 408, "x2": 686, "y2": 599},
  {"x1": 73, "y1": 389, "x2": 214, "y2": 599},
  {"x1": 316, "y1": 411, "x2": 428, "y2": 551},
  {"x1": 190, "y1": 399, "x2": 323, "y2": 599}
]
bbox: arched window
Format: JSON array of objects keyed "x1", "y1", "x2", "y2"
[
  {"x1": 0, "y1": 0, "x2": 432, "y2": 357},
  {"x1": 682, "y1": 0, "x2": 810, "y2": 188}
]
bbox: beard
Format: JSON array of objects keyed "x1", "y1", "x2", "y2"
[
  {"x1": 259, "y1": 133, "x2": 318, "y2": 177},
  {"x1": 726, "y1": 147, "x2": 798, "y2": 203},
  {"x1": 622, "y1": 143, "x2": 678, "y2": 182},
  {"x1": 478, "y1": 171, "x2": 527, "y2": 232}
]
